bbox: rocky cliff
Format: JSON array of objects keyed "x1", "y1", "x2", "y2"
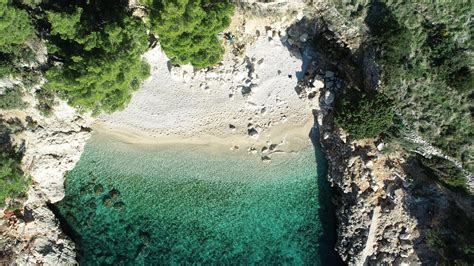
[
  {"x1": 0, "y1": 96, "x2": 92, "y2": 264},
  {"x1": 305, "y1": 2, "x2": 473, "y2": 264}
]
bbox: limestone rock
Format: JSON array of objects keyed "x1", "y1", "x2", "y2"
[
  {"x1": 312, "y1": 79, "x2": 325, "y2": 90},
  {"x1": 1, "y1": 99, "x2": 93, "y2": 265}
]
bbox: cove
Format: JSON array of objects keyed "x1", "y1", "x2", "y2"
[{"x1": 55, "y1": 129, "x2": 342, "y2": 265}]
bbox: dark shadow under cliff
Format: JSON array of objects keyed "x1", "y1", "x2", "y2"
[{"x1": 310, "y1": 126, "x2": 345, "y2": 266}]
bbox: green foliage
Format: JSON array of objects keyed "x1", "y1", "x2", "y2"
[
  {"x1": 0, "y1": 120, "x2": 29, "y2": 208},
  {"x1": 45, "y1": 48, "x2": 150, "y2": 114},
  {"x1": 336, "y1": 0, "x2": 474, "y2": 172},
  {"x1": 43, "y1": 1, "x2": 150, "y2": 114},
  {"x1": 35, "y1": 88, "x2": 56, "y2": 117},
  {"x1": 18, "y1": 0, "x2": 42, "y2": 8},
  {"x1": 0, "y1": 87, "x2": 28, "y2": 110},
  {"x1": 0, "y1": 0, "x2": 34, "y2": 52},
  {"x1": 0, "y1": 154, "x2": 29, "y2": 208},
  {"x1": 0, "y1": 61, "x2": 18, "y2": 79},
  {"x1": 0, "y1": 0, "x2": 36, "y2": 80},
  {"x1": 418, "y1": 155, "x2": 470, "y2": 194},
  {"x1": 335, "y1": 91, "x2": 394, "y2": 139},
  {"x1": 426, "y1": 230, "x2": 446, "y2": 250},
  {"x1": 46, "y1": 7, "x2": 82, "y2": 41},
  {"x1": 151, "y1": 0, "x2": 234, "y2": 68}
]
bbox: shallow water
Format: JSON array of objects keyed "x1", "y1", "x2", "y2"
[{"x1": 55, "y1": 132, "x2": 341, "y2": 265}]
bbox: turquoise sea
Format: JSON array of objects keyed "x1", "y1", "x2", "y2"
[{"x1": 55, "y1": 129, "x2": 342, "y2": 265}]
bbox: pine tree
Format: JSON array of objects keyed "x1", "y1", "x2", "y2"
[
  {"x1": 0, "y1": 0, "x2": 34, "y2": 52},
  {"x1": 151, "y1": 0, "x2": 234, "y2": 68},
  {"x1": 44, "y1": 1, "x2": 150, "y2": 114}
]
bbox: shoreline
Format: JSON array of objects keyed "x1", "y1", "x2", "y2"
[{"x1": 92, "y1": 115, "x2": 315, "y2": 154}]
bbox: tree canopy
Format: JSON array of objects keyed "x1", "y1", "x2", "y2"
[
  {"x1": 0, "y1": 0, "x2": 34, "y2": 52},
  {"x1": 151, "y1": 0, "x2": 234, "y2": 68},
  {"x1": 0, "y1": 119, "x2": 29, "y2": 208},
  {"x1": 44, "y1": 1, "x2": 150, "y2": 114},
  {"x1": 0, "y1": 0, "x2": 36, "y2": 79},
  {"x1": 335, "y1": 91, "x2": 394, "y2": 139}
]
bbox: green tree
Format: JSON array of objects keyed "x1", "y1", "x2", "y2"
[
  {"x1": 0, "y1": 0, "x2": 34, "y2": 52},
  {"x1": 151, "y1": 0, "x2": 234, "y2": 68},
  {"x1": 335, "y1": 91, "x2": 394, "y2": 139},
  {"x1": 0, "y1": 154, "x2": 29, "y2": 208},
  {"x1": 0, "y1": 120, "x2": 29, "y2": 208},
  {"x1": 44, "y1": 2, "x2": 150, "y2": 114},
  {"x1": 0, "y1": 0, "x2": 35, "y2": 79}
]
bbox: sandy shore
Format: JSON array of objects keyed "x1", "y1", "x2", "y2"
[
  {"x1": 95, "y1": 9, "x2": 318, "y2": 156},
  {"x1": 93, "y1": 116, "x2": 314, "y2": 151}
]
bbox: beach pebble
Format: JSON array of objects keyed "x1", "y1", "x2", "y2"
[
  {"x1": 324, "y1": 91, "x2": 335, "y2": 105},
  {"x1": 266, "y1": 29, "x2": 273, "y2": 38},
  {"x1": 377, "y1": 143, "x2": 385, "y2": 151},
  {"x1": 299, "y1": 33, "x2": 308, "y2": 42},
  {"x1": 312, "y1": 79, "x2": 324, "y2": 90},
  {"x1": 248, "y1": 127, "x2": 259, "y2": 138}
]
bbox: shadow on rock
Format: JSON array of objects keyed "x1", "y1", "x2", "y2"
[
  {"x1": 401, "y1": 156, "x2": 474, "y2": 264},
  {"x1": 310, "y1": 125, "x2": 345, "y2": 266}
]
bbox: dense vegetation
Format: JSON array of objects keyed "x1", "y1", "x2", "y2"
[
  {"x1": 335, "y1": 91, "x2": 394, "y2": 139},
  {"x1": 150, "y1": 0, "x2": 234, "y2": 68},
  {"x1": 335, "y1": 1, "x2": 473, "y2": 171},
  {"x1": 367, "y1": 2, "x2": 472, "y2": 172},
  {"x1": 0, "y1": 87, "x2": 27, "y2": 110},
  {"x1": 417, "y1": 155, "x2": 470, "y2": 194},
  {"x1": 0, "y1": 0, "x2": 33, "y2": 51},
  {"x1": 333, "y1": 1, "x2": 473, "y2": 263},
  {"x1": 0, "y1": 0, "x2": 36, "y2": 79},
  {"x1": 43, "y1": 1, "x2": 151, "y2": 114},
  {"x1": 0, "y1": 118, "x2": 29, "y2": 209}
]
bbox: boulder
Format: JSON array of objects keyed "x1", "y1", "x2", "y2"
[
  {"x1": 312, "y1": 79, "x2": 325, "y2": 90},
  {"x1": 324, "y1": 90, "x2": 335, "y2": 105}
]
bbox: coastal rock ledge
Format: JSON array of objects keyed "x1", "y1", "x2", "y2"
[{"x1": 1, "y1": 100, "x2": 92, "y2": 264}]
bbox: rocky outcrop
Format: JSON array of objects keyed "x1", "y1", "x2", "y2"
[
  {"x1": 295, "y1": 61, "x2": 420, "y2": 264},
  {"x1": 287, "y1": 2, "x2": 423, "y2": 264},
  {"x1": 1, "y1": 99, "x2": 92, "y2": 264},
  {"x1": 318, "y1": 120, "x2": 420, "y2": 264}
]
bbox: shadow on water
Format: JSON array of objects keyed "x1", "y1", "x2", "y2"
[{"x1": 310, "y1": 126, "x2": 345, "y2": 266}]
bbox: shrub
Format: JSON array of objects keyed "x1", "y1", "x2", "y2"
[
  {"x1": 335, "y1": 91, "x2": 394, "y2": 139},
  {"x1": 0, "y1": 154, "x2": 29, "y2": 208},
  {"x1": 418, "y1": 155, "x2": 470, "y2": 194},
  {"x1": 426, "y1": 231, "x2": 446, "y2": 250},
  {"x1": 0, "y1": 87, "x2": 28, "y2": 110},
  {"x1": 35, "y1": 89, "x2": 56, "y2": 117},
  {"x1": 151, "y1": 0, "x2": 234, "y2": 68},
  {"x1": 0, "y1": 120, "x2": 29, "y2": 208},
  {"x1": 0, "y1": 61, "x2": 18, "y2": 79}
]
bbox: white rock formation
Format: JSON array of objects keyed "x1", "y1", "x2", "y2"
[{"x1": 1, "y1": 99, "x2": 93, "y2": 265}]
